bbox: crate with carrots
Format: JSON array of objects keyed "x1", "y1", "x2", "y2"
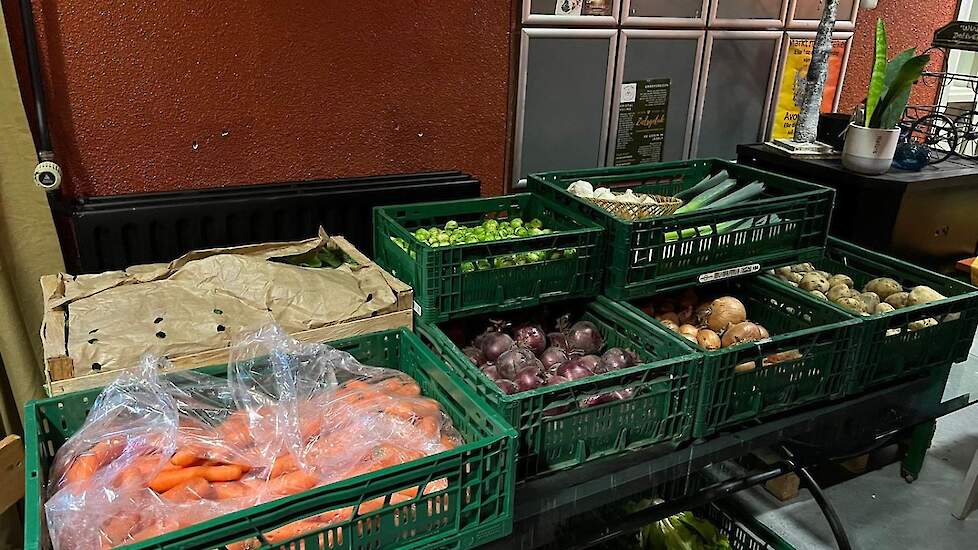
[{"x1": 25, "y1": 327, "x2": 516, "y2": 550}]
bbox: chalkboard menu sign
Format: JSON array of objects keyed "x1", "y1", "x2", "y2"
[
  {"x1": 614, "y1": 79, "x2": 671, "y2": 166},
  {"x1": 933, "y1": 21, "x2": 978, "y2": 52}
]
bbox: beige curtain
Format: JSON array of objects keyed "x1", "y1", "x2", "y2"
[{"x1": 0, "y1": 10, "x2": 66, "y2": 550}]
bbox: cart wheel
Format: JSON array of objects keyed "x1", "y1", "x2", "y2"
[
  {"x1": 952, "y1": 110, "x2": 978, "y2": 159},
  {"x1": 907, "y1": 113, "x2": 959, "y2": 164},
  {"x1": 902, "y1": 469, "x2": 917, "y2": 483}
]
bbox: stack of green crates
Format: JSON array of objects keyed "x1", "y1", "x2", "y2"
[{"x1": 25, "y1": 329, "x2": 517, "y2": 550}]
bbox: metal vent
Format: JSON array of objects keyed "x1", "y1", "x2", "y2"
[{"x1": 56, "y1": 171, "x2": 481, "y2": 273}]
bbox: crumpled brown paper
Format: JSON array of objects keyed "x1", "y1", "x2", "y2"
[{"x1": 51, "y1": 230, "x2": 398, "y2": 376}]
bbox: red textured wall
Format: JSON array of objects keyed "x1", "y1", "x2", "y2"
[
  {"x1": 15, "y1": 2, "x2": 516, "y2": 197},
  {"x1": 839, "y1": 1, "x2": 957, "y2": 113}
]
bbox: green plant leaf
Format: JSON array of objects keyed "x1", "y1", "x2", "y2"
[
  {"x1": 870, "y1": 53, "x2": 930, "y2": 128},
  {"x1": 884, "y1": 47, "x2": 918, "y2": 89},
  {"x1": 865, "y1": 19, "x2": 888, "y2": 125}
]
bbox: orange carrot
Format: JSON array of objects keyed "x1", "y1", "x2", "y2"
[
  {"x1": 264, "y1": 471, "x2": 318, "y2": 495},
  {"x1": 149, "y1": 467, "x2": 205, "y2": 492},
  {"x1": 161, "y1": 476, "x2": 212, "y2": 503},
  {"x1": 170, "y1": 448, "x2": 202, "y2": 467},
  {"x1": 211, "y1": 481, "x2": 255, "y2": 500},
  {"x1": 417, "y1": 416, "x2": 440, "y2": 438},
  {"x1": 64, "y1": 453, "x2": 99, "y2": 485},
  {"x1": 200, "y1": 465, "x2": 246, "y2": 482},
  {"x1": 270, "y1": 454, "x2": 299, "y2": 478}
]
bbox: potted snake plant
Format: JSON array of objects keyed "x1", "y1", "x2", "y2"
[{"x1": 842, "y1": 19, "x2": 930, "y2": 175}]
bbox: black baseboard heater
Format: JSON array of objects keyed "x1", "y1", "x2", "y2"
[{"x1": 54, "y1": 171, "x2": 481, "y2": 274}]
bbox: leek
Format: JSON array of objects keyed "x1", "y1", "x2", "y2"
[
  {"x1": 699, "y1": 182, "x2": 765, "y2": 211},
  {"x1": 664, "y1": 214, "x2": 780, "y2": 243},
  {"x1": 673, "y1": 179, "x2": 738, "y2": 214},
  {"x1": 675, "y1": 170, "x2": 730, "y2": 200}
]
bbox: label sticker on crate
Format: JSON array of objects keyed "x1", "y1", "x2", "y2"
[
  {"x1": 698, "y1": 264, "x2": 761, "y2": 283},
  {"x1": 413, "y1": 301, "x2": 422, "y2": 316}
]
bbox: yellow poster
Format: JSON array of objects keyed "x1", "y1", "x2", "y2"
[{"x1": 771, "y1": 39, "x2": 846, "y2": 140}]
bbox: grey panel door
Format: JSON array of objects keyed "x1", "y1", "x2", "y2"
[
  {"x1": 516, "y1": 31, "x2": 615, "y2": 182},
  {"x1": 612, "y1": 32, "x2": 703, "y2": 162},
  {"x1": 794, "y1": 0, "x2": 855, "y2": 21},
  {"x1": 714, "y1": 0, "x2": 786, "y2": 20},
  {"x1": 696, "y1": 34, "x2": 780, "y2": 158},
  {"x1": 627, "y1": 0, "x2": 705, "y2": 18}
]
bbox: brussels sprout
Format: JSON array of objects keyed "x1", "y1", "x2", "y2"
[
  {"x1": 563, "y1": 248, "x2": 578, "y2": 258},
  {"x1": 540, "y1": 229, "x2": 553, "y2": 235},
  {"x1": 529, "y1": 227, "x2": 544, "y2": 236},
  {"x1": 414, "y1": 229, "x2": 430, "y2": 241},
  {"x1": 548, "y1": 250, "x2": 564, "y2": 260},
  {"x1": 528, "y1": 218, "x2": 544, "y2": 229},
  {"x1": 465, "y1": 235, "x2": 478, "y2": 244},
  {"x1": 437, "y1": 233, "x2": 450, "y2": 244},
  {"x1": 428, "y1": 227, "x2": 441, "y2": 235},
  {"x1": 484, "y1": 219, "x2": 499, "y2": 231},
  {"x1": 527, "y1": 251, "x2": 545, "y2": 263},
  {"x1": 515, "y1": 227, "x2": 528, "y2": 237},
  {"x1": 510, "y1": 217, "x2": 524, "y2": 229},
  {"x1": 461, "y1": 261, "x2": 475, "y2": 273},
  {"x1": 476, "y1": 259, "x2": 491, "y2": 270},
  {"x1": 444, "y1": 220, "x2": 459, "y2": 231}
]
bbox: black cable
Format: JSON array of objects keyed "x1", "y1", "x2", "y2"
[
  {"x1": 796, "y1": 465, "x2": 854, "y2": 550},
  {"x1": 18, "y1": 0, "x2": 52, "y2": 155}
]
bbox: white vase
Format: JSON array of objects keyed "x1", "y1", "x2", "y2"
[{"x1": 841, "y1": 123, "x2": 901, "y2": 175}]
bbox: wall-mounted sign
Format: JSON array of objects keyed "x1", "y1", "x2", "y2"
[
  {"x1": 933, "y1": 21, "x2": 978, "y2": 52},
  {"x1": 614, "y1": 79, "x2": 670, "y2": 166},
  {"x1": 770, "y1": 39, "x2": 847, "y2": 141}
]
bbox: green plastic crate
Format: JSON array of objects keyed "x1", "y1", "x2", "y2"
[
  {"x1": 528, "y1": 159, "x2": 835, "y2": 300},
  {"x1": 374, "y1": 194, "x2": 604, "y2": 323},
  {"x1": 622, "y1": 277, "x2": 860, "y2": 438},
  {"x1": 417, "y1": 296, "x2": 700, "y2": 480},
  {"x1": 24, "y1": 329, "x2": 517, "y2": 550},
  {"x1": 766, "y1": 238, "x2": 978, "y2": 395},
  {"x1": 700, "y1": 500, "x2": 795, "y2": 550}
]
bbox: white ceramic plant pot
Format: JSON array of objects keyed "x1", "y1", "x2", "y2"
[{"x1": 841, "y1": 123, "x2": 901, "y2": 175}]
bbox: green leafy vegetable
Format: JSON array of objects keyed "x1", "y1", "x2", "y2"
[
  {"x1": 864, "y1": 19, "x2": 888, "y2": 125},
  {"x1": 699, "y1": 182, "x2": 764, "y2": 211},
  {"x1": 674, "y1": 179, "x2": 738, "y2": 214},
  {"x1": 675, "y1": 170, "x2": 730, "y2": 200}
]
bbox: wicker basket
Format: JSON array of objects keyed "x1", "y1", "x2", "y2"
[{"x1": 587, "y1": 194, "x2": 683, "y2": 221}]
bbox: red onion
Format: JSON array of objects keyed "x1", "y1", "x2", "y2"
[
  {"x1": 555, "y1": 357, "x2": 593, "y2": 381},
  {"x1": 463, "y1": 346, "x2": 487, "y2": 366},
  {"x1": 546, "y1": 374, "x2": 570, "y2": 386},
  {"x1": 495, "y1": 347, "x2": 535, "y2": 380},
  {"x1": 597, "y1": 348, "x2": 639, "y2": 373},
  {"x1": 514, "y1": 367, "x2": 544, "y2": 392},
  {"x1": 494, "y1": 379, "x2": 518, "y2": 395},
  {"x1": 565, "y1": 321, "x2": 604, "y2": 355},
  {"x1": 480, "y1": 364, "x2": 501, "y2": 380},
  {"x1": 579, "y1": 354, "x2": 602, "y2": 373},
  {"x1": 513, "y1": 324, "x2": 547, "y2": 356},
  {"x1": 480, "y1": 332, "x2": 514, "y2": 363},
  {"x1": 539, "y1": 346, "x2": 569, "y2": 371},
  {"x1": 547, "y1": 332, "x2": 568, "y2": 350}
]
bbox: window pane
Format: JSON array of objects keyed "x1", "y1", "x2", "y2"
[
  {"x1": 628, "y1": 0, "x2": 704, "y2": 19},
  {"x1": 619, "y1": 36, "x2": 701, "y2": 161},
  {"x1": 714, "y1": 0, "x2": 784, "y2": 20},
  {"x1": 530, "y1": 0, "x2": 614, "y2": 16},
  {"x1": 520, "y1": 36, "x2": 613, "y2": 180},
  {"x1": 698, "y1": 37, "x2": 778, "y2": 158},
  {"x1": 795, "y1": 0, "x2": 855, "y2": 21}
]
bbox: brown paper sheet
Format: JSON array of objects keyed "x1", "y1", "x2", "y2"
[{"x1": 53, "y1": 230, "x2": 397, "y2": 376}]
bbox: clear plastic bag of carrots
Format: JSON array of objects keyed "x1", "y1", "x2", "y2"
[{"x1": 44, "y1": 324, "x2": 463, "y2": 550}]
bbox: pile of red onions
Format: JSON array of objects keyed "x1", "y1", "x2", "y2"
[{"x1": 462, "y1": 317, "x2": 640, "y2": 399}]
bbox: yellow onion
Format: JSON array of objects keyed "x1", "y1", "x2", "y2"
[
  {"x1": 721, "y1": 321, "x2": 764, "y2": 348},
  {"x1": 696, "y1": 329, "x2": 721, "y2": 351},
  {"x1": 707, "y1": 297, "x2": 747, "y2": 332}
]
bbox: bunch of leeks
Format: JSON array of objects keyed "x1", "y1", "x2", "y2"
[{"x1": 665, "y1": 171, "x2": 771, "y2": 242}]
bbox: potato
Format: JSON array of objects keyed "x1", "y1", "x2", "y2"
[
  {"x1": 885, "y1": 291, "x2": 910, "y2": 309},
  {"x1": 799, "y1": 273, "x2": 830, "y2": 293},
  {"x1": 815, "y1": 270, "x2": 832, "y2": 280},
  {"x1": 775, "y1": 266, "x2": 792, "y2": 278},
  {"x1": 786, "y1": 281, "x2": 799, "y2": 288},
  {"x1": 908, "y1": 318, "x2": 938, "y2": 332},
  {"x1": 783, "y1": 271, "x2": 804, "y2": 284},
  {"x1": 885, "y1": 328, "x2": 902, "y2": 337},
  {"x1": 837, "y1": 297, "x2": 866, "y2": 313},
  {"x1": 864, "y1": 277, "x2": 903, "y2": 300},
  {"x1": 907, "y1": 286, "x2": 946, "y2": 306},
  {"x1": 734, "y1": 361, "x2": 757, "y2": 373},
  {"x1": 874, "y1": 302, "x2": 895, "y2": 314},
  {"x1": 859, "y1": 292, "x2": 881, "y2": 312},
  {"x1": 810, "y1": 290, "x2": 828, "y2": 300},
  {"x1": 791, "y1": 262, "x2": 815, "y2": 273},
  {"x1": 827, "y1": 284, "x2": 855, "y2": 302},
  {"x1": 828, "y1": 274, "x2": 854, "y2": 288}
]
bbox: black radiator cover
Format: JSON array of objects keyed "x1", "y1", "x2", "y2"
[{"x1": 54, "y1": 171, "x2": 481, "y2": 273}]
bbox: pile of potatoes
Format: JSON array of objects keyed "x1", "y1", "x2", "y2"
[{"x1": 771, "y1": 263, "x2": 947, "y2": 332}]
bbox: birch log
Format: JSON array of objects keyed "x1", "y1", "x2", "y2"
[{"x1": 793, "y1": 0, "x2": 840, "y2": 143}]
